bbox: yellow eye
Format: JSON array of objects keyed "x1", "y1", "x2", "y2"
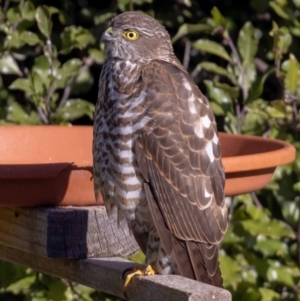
[{"x1": 123, "y1": 30, "x2": 139, "y2": 41}]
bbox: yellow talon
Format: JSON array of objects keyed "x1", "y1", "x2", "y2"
[
  {"x1": 124, "y1": 265, "x2": 157, "y2": 288},
  {"x1": 124, "y1": 268, "x2": 144, "y2": 288},
  {"x1": 144, "y1": 265, "x2": 156, "y2": 276}
]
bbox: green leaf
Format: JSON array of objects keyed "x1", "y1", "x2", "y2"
[
  {"x1": 88, "y1": 48, "x2": 105, "y2": 64},
  {"x1": 254, "y1": 238, "x2": 288, "y2": 257},
  {"x1": 269, "y1": 1, "x2": 290, "y2": 19},
  {"x1": 71, "y1": 69, "x2": 94, "y2": 95},
  {"x1": 20, "y1": 31, "x2": 41, "y2": 46},
  {"x1": 193, "y1": 39, "x2": 232, "y2": 62},
  {"x1": 267, "y1": 263, "x2": 295, "y2": 287},
  {"x1": 94, "y1": 12, "x2": 116, "y2": 25},
  {"x1": 198, "y1": 61, "x2": 236, "y2": 83},
  {"x1": 266, "y1": 100, "x2": 287, "y2": 119},
  {"x1": 48, "y1": 6, "x2": 59, "y2": 16},
  {"x1": 6, "y1": 275, "x2": 36, "y2": 293},
  {"x1": 30, "y1": 71, "x2": 48, "y2": 98},
  {"x1": 210, "y1": 102, "x2": 225, "y2": 115},
  {"x1": 53, "y1": 99, "x2": 95, "y2": 121},
  {"x1": 126, "y1": 249, "x2": 145, "y2": 264},
  {"x1": 35, "y1": 6, "x2": 52, "y2": 38},
  {"x1": 62, "y1": 58, "x2": 82, "y2": 74},
  {"x1": 6, "y1": 7, "x2": 21, "y2": 23},
  {"x1": 204, "y1": 80, "x2": 234, "y2": 116},
  {"x1": 259, "y1": 288, "x2": 280, "y2": 301},
  {"x1": 270, "y1": 22, "x2": 292, "y2": 60},
  {"x1": 213, "y1": 81, "x2": 239, "y2": 99},
  {"x1": 293, "y1": 0, "x2": 300, "y2": 8},
  {"x1": 204, "y1": 80, "x2": 234, "y2": 105},
  {"x1": 219, "y1": 253, "x2": 242, "y2": 288},
  {"x1": 46, "y1": 280, "x2": 67, "y2": 301},
  {"x1": 241, "y1": 219, "x2": 295, "y2": 239},
  {"x1": 247, "y1": 67, "x2": 275, "y2": 103},
  {"x1": 60, "y1": 26, "x2": 95, "y2": 54},
  {"x1": 236, "y1": 62, "x2": 256, "y2": 95},
  {"x1": 0, "y1": 54, "x2": 21, "y2": 75},
  {"x1": 211, "y1": 6, "x2": 225, "y2": 27},
  {"x1": 32, "y1": 55, "x2": 59, "y2": 88},
  {"x1": 284, "y1": 53, "x2": 299, "y2": 93},
  {"x1": 6, "y1": 102, "x2": 41, "y2": 124},
  {"x1": 6, "y1": 31, "x2": 23, "y2": 48},
  {"x1": 172, "y1": 23, "x2": 212, "y2": 43},
  {"x1": 9, "y1": 78, "x2": 33, "y2": 94},
  {"x1": 56, "y1": 58, "x2": 82, "y2": 87},
  {"x1": 0, "y1": 260, "x2": 28, "y2": 289},
  {"x1": 238, "y1": 22, "x2": 259, "y2": 67},
  {"x1": 20, "y1": 1, "x2": 36, "y2": 21}
]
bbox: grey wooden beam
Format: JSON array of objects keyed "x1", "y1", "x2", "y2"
[
  {"x1": 0, "y1": 206, "x2": 139, "y2": 258},
  {"x1": 0, "y1": 244, "x2": 232, "y2": 301}
]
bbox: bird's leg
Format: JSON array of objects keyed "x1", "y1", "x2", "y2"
[
  {"x1": 123, "y1": 228, "x2": 159, "y2": 297},
  {"x1": 123, "y1": 265, "x2": 157, "y2": 288}
]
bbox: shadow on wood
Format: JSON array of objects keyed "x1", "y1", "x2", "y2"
[{"x1": 0, "y1": 207, "x2": 139, "y2": 258}]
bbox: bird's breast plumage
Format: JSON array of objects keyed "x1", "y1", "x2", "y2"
[{"x1": 93, "y1": 58, "x2": 151, "y2": 227}]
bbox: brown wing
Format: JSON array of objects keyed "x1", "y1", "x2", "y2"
[{"x1": 136, "y1": 60, "x2": 228, "y2": 286}]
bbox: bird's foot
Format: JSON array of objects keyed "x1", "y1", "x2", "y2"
[{"x1": 123, "y1": 265, "x2": 156, "y2": 298}]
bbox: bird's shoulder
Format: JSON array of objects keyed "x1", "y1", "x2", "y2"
[{"x1": 142, "y1": 59, "x2": 187, "y2": 83}]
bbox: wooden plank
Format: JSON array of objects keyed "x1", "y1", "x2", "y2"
[
  {"x1": 0, "y1": 207, "x2": 139, "y2": 258},
  {"x1": 0, "y1": 244, "x2": 232, "y2": 301}
]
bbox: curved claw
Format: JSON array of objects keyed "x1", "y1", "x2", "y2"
[{"x1": 122, "y1": 265, "x2": 157, "y2": 299}]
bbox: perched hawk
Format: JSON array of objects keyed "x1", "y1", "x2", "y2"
[{"x1": 93, "y1": 11, "x2": 228, "y2": 287}]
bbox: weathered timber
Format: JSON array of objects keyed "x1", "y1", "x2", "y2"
[
  {"x1": 0, "y1": 244, "x2": 232, "y2": 301},
  {"x1": 0, "y1": 206, "x2": 139, "y2": 258}
]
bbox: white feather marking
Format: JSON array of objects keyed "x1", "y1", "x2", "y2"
[
  {"x1": 123, "y1": 176, "x2": 142, "y2": 185},
  {"x1": 117, "y1": 187, "x2": 141, "y2": 199},
  {"x1": 212, "y1": 132, "x2": 219, "y2": 144},
  {"x1": 188, "y1": 94, "x2": 197, "y2": 114},
  {"x1": 130, "y1": 91, "x2": 147, "y2": 108},
  {"x1": 182, "y1": 78, "x2": 192, "y2": 91},
  {"x1": 160, "y1": 266, "x2": 172, "y2": 275},
  {"x1": 204, "y1": 188, "x2": 211, "y2": 198},
  {"x1": 111, "y1": 162, "x2": 135, "y2": 173},
  {"x1": 205, "y1": 140, "x2": 215, "y2": 162},
  {"x1": 114, "y1": 149, "x2": 132, "y2": 159},
  {"x1": 124, "y1": 211, "x2": 136, "y2": 221},
  {"x1": 111, "y1": 125, "x2": 133, "y2": 135},
  {"x1": 194, "y1": 119, "x2": 204, "y2": 138},
  {"x1": 202, "y1": 115, "x2": 211, "y2": 128}
]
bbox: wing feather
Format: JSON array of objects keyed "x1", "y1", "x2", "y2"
[{"x1": 136, "y1": 60, "x2": 227, "y2": 286}]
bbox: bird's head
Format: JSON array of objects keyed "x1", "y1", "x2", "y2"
[{"x1": 101, "y1": 11, "x2": 175, "y2": 62}]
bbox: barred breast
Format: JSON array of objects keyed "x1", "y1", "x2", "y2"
[{"x1": 93, "y1": 58, "x2": 151, "y2": 232}]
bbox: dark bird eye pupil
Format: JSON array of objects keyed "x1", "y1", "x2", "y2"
[{"x1": 129, "y1": 33, "x2": 134, "y2": 38}]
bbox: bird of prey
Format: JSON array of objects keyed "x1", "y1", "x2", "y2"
[{"x1": 93, "y1": 11, "x2": 228, "y2": 288}]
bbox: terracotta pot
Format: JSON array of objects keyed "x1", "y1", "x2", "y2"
[
  {"x1": 220, "y1": 133, "x2": 295, "y2": 196},
  {"x1": 0, "y1": 126, "x2": 295, "y2": 207}
]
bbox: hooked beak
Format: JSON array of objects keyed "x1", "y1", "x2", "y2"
[{"x1": 101, "y1": 27, "x2": 115, "y2": 42}]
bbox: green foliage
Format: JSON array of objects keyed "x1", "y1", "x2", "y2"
[
  {"x1": 0, "y1": 0, "x2": 300, "y2": 300},
  {"x1": 0, "y1": 0, "x2": 97, "y2": 125}
]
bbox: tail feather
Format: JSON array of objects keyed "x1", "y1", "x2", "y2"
[
  {"x1": 144, "y1": 181, "x2": 224, "y2": 288},
  {"x1": 186, "y1": 241, "x2": 223, "y2": 287}
]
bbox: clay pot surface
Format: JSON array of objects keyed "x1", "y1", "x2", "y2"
[
  {"x1": 0, "y1": 126, "x2": 295, "y2": 206},
  {"x1": 219, "y1": 132, "x2": 295, "y2": 196}
]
